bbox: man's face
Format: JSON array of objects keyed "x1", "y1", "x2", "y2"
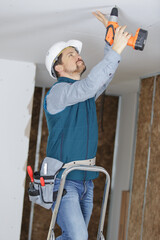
[{"x1": 60, "y1": 47, "x2": 86, "y2": 76}]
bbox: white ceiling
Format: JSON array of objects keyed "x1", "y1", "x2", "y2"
[{"x1": 1, "y1": 0, "x2": 160, "y2": 94}]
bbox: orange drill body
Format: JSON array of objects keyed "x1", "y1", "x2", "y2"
[{"x1": 105, "y1": 21, "x2": 119, "y2": 46}]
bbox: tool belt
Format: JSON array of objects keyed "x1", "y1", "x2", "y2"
[
  {"x1": 28, "y1": 157, "x2": 64, "y2": 209},
  {"x1": 28, "y1": 157, "x2": 96, "y2": 209},
  {"x1": 62, "y1": 157, "x2": 96, "y2": 168}
]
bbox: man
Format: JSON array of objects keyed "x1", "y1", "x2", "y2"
[{"x1": 44, "y1": 11, "x2": 131, "y2": 240}]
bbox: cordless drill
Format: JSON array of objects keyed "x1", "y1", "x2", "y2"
[{"x1": 105, "y1": 7, "x2": 148, "y2": 50}]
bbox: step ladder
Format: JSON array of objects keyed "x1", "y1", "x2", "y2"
[{"x1": 47, "y1": 164, "x2": 110, "y2": 240}]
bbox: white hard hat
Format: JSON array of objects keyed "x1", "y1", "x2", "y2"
[{"x1": 45, "y1": 40, "x2": 82, "y2": 79}]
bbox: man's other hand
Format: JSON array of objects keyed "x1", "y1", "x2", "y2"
[
  {"x1": 112, "y1": 25, "x2": 132, "y2": 54},
  {"x1": 92, "y1": 11, "x2": 108, "y2": 28}
]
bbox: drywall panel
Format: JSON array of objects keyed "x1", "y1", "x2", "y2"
[{"x1": 0, "y1": 59, "x2": 35, "y2": 240}]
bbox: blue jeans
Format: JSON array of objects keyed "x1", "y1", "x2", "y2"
[{"x1": 52, "y1": 178, "x2": 94, "y2": 240}]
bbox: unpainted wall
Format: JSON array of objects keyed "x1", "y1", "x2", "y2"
[{"x1": 128, "y1": 75, "x2": 160, "y2": 240}]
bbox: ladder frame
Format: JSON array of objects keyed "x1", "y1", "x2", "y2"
[{"x1": 47, "y1": 164, "x2": 110, "y2": 240}]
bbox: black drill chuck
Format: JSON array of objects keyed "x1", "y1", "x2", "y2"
[{"x1": 111, "y1": 7, "x2": 118, "y2": 17}]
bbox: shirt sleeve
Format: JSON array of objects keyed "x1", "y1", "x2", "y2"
[
  {"x1": 47, "y1": 44, "x2": 121, "y2": 114},
  {"x1": 94, "y1": 82, "x2": 111, "y2": 101},
  {"x1": 94, "y1": 45, "x2": 121, "y2": 100}
]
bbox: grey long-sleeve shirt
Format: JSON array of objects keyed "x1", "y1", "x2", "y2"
[{"x1": 47, "y1": 44, "x2": 121, "y2": 114}]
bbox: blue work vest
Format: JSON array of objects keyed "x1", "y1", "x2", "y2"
[{"x1": 44, "y1": 77, "x2": 99, "y2": 180}]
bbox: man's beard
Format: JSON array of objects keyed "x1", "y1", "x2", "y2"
[
  {"x1": 76, "y1": 60, "x2": 86, "y2": 76},
  {"x1": 63, "y1": 60, "x2": 86, "y2": 76}
]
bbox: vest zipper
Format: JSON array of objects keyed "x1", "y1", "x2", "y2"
[
  {"x1": 60, "y1": 133, "x2": 64, "y2": 161},
  {"x1": 84, "y1": 103, "x2": 89, "y2": 180},
  {"x1": 85, "y1": 104, "x2": 89, "y2": 159}
]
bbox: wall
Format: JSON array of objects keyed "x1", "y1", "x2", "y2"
[
  {"x1": 90, "y1": 94, "x2": 119, "y2": 239},
  {"x1": 107, "y1": 92, "x2": 138, "y2": 240},
  {"x1": 0, "y1": 59, "x2": 36, "y2": 240},
  {"x1": 127, "y1": 75, "x2": 160, "y2": 240}
]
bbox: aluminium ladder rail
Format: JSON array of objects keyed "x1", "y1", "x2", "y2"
[{"x1": 47, "y1": 165, "x2": 110, "y2": 240}]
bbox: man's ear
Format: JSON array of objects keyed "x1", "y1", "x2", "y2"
[{"x1": 55, "y1": 64, "x2": 63, "y2": 75}]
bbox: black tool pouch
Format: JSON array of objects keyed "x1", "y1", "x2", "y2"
[{"x1": 28, "y1": 157, "x2": 64, "y2": 209}]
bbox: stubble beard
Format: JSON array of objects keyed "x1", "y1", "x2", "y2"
[
  {"x1": 76, "y1": 60, "x2": 86, "y2": 76},
  {"x1": 64, "y1": 60, "x2": 86, "y2": 77}
]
